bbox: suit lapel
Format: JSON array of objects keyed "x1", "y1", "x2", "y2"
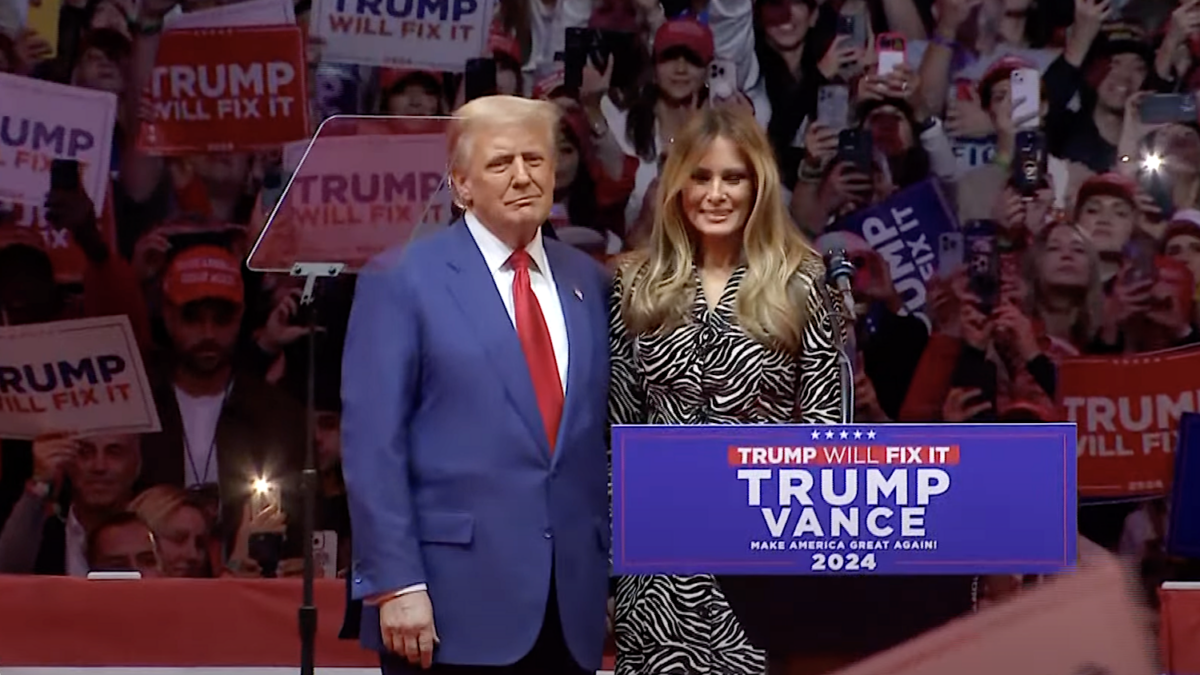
[
  {"x1": 545, "y1": 240, "x2": 591, "y2": 464},
  {"x1": 443, "y1": 221, "x2": 549, "y2": 456}
]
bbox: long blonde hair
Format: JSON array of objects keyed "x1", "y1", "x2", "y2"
[{"x1": 619, "y1": 106, "x2": 820, "y2": 353}]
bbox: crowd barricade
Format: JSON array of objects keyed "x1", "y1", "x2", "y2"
[{"x1": 0, "y1": 575, "x2": 617, "y2": 674}]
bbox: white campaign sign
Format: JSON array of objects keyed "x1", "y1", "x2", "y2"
[
  {"x1": 0, "y1": 73, "x2": 116, "y2": 214},
  {"x1": 164, "y1": 0, "x2": 295, "y2": 30},
  {"x1": 0, "y1": 316, "x2": 160, "y2": 440},
  {"x1": 311, "y1": 0, "x2": 494, "y2": 71}
]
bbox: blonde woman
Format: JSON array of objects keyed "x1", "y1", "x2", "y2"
[
  {"x1": 128, "y1": 485, "x2": 212, "y2": 578},
  {"x1": 608, "y1": 105, "x2": 841, "y2": 674}
]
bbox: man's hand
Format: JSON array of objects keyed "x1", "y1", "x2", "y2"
[{"x1": 380, "y1": 591, "x2": 439, "y2": 669}]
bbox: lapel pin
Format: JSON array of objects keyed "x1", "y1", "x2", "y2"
[{"x1": 573, "y1": 288, "x2": 583, "y2": 301}]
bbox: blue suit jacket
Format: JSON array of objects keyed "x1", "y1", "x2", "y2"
[{"x1": 340, "y1": 220, "x2": 612, "y2": 669}]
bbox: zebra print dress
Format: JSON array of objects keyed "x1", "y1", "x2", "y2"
[{"x1": 608, "y1": 258, "x2": 842, "y2": 675}]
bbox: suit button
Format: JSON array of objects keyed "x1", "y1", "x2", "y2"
[
  {"x1": 354, "y1": 577, "x2": 362, "y2": 584},
  {"x1": 544, "y1": 530, "x2": 553, "y2": 539}
]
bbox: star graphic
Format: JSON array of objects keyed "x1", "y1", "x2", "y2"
[
  {"x1": 867, "y1": 430, "x2": 877, "y2": 440},
  {"x1": 839, "y1": 430, "x2": 848, "y2": 439},
  {"x1": 853, "y1": 430, "x2": 862, "y2": 439},
  {"x1": 825, "y1": 430, "x2": 834, "y2": 439},
  {"x1": 811, "y1": 429, "x2": 821, "y2": 440}
]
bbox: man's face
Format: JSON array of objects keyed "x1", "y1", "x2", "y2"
[
  {"x1": 91, "y1": 522, "x2": 162, "y2": 577},
  {"x1": 66, "y1": 435, "x2": 139, "y2": 509},
  {"x1": 454, "y1": 121, "x2": 555, "y2": 237},
  {"x1": 1096, "y1": 53, "x2": 1146, "y2": 112},
  {"x1": 76, "y1": 47, "x2": 125, "y2": 95},
  {"x1": 163, "y1": 299, "x2": 243, "y2": 375}
]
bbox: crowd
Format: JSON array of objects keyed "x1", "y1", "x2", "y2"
[{"x1": 1, "y1": 0, "x2": 1199, "y2": 670}]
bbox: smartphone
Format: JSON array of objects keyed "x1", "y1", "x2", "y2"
[
  {"x1": 876, "y1": 33, "x2": 906, "y2": 77},
  {"x1": 1138, "y1": 94, "x2": 1198, "y2": 125},
  {"x1": 464, "y1": 57, "x2": 497, "y2": 102},
  {"x1": 817, "y1": 84, "x2": 851, "y2": 131},
  {"x1": 836, "y1": 12, "x2": 868, "y2": 51},
  {"x1": 835, "y1": 12, "x2": 867, "y2": 78},
  {"x1": 1010, "y1": 130, "x2": 1047, "y2": 197},
  {"x1": 50, "y1": 158, "x2": 81, "y2": 192},
  {"x1": 1009, "y1": 67, "x2": 1040, "y2": 131},
  {"x1": 250, "y1": 477, "x2": 282, "y2": 515},
  {"x1": 1122, "y1": 235, "x2": 1158, "y2": 284},
  {"x1": 602, "y1": 30, "x2": 639, "y2": 93},
  {"x1": 708, "y1": 58, "x2": 738, "y2": 101},
  {"x1": 1139, "y1": 164, "x2": 1174, "y2": 216},
  {"x1": 836, "y1": 128, "x2": 874, "y2": 177},
  {"x1": 963, "y1": 219, "x2": 999, "y2": 315},
  {"x1": 563, "y1": 27, "x2": 593, "y2": 93},
  {"x1": 314, "y1": 530, "x2": 339, "y2": 579},
  {"x1": 938, "y1": 231, "x2": 965, "y2": 273}
]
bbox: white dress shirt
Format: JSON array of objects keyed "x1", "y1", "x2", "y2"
[
  {"x1": 372, "y1": 212, "x2": 570, "y2": 605},
  {"x1": 463, "y1": 211, "x2": 568, "y2": 390},
  {"x1": 65, "y1": 507, "x2": 88, "y2": 577}
]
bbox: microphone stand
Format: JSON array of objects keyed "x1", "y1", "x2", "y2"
[{"x1": 823, "y1": 250, "x2": 857, "y2": 425}]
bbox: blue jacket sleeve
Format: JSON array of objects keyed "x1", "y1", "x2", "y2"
[{"x1": 341, "y1": 264, "x2": 425, "y2": 600}]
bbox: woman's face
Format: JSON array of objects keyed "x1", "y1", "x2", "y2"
[
  {"x1": 1076, "y1": 195, "x2": 1135, "y2": 254},
  {"x1": 555, "y1": 134, "x2": 580, "y2": 190},
  {"x1": 496, "y1": 64, "x2": 520, "y2": 96},
  {"x1": 1039, "y1": 225, "x2": 1090, "y2": 289},
  {"x1": 387, "y1": 83, "x2": 440, "y2": 116},
  {"x1": 681, "y1": 136, "x2": 754, "y2": 241},
  {"x1": 157, "y1": 505, "x2": 209, "y2": 578},
  {"x1": 761, "y1": 0, "x2": 812, "y2": 52},
  {"x1": 655, "y1": 50, "x2": 706, "y2": 103},
  {"x1": 1165, "y1": 233, "x2": 1200, "y2": 289}
]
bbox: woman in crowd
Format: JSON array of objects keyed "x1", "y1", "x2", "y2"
[
  {"x1": 128, "y1": 484, "x2": 211, "y2": 578},
  {"x1": 1022, "y1": 221, "x2": 1105, "y2": 350},
  {"x1": 603, "y1": 18, "x2": 714, "y2": 230}
]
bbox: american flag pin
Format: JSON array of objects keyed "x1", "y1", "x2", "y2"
[{"x1": 573, "y1": 288, "x2": 583, "y2": 301}]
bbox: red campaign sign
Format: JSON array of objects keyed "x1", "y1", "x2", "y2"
[{"x1": 137, "y1": 26, "x2": 310, "y2": 155}]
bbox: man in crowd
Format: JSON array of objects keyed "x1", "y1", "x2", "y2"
[
  {"x1": 0, "y1": 434, "x2": 141, "y2": 575},
  {"x1": 138, "y1": 244, "x2": 308, "y2": 570},
  {"x1": 87, "y1": 511, "x2": 163, "y2": 577}
]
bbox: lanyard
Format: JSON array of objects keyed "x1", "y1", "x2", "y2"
[{"x1": 182, "y1": 383, "x2": 232, "y2": 486}]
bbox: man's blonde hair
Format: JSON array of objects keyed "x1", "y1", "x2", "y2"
[{"x1": 447, "y1": 95, "x2": 561, "y2": 174}]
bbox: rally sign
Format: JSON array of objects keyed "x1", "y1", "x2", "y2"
[
  {"x1": 0, "y1": 316, "x2": 160, "y2": 440},
  {"x1": 612, "y1": 423, "x2": 1077, "y2": 576},
  {"x1": 1059, "y1": 345, "x2": 1200, "y2": 498},
  {"x1": 0, "y1": 72, "x2": 116, "y2": 214},
  {"x1": 817, "y1": 179, "x2": 957, "y2": 330},
  {"x1": 248, "y1": 125, "x2": 453, "y2": 272},
  {"x1": 828, "y1": 539, "x2": 1156, "y2": 675},
  {"x1": 312, "y1": 0, "x2": 495, "y2": 71},
  {"x1": 137, "y1": 26, "x2": 310, "y2": 155}
]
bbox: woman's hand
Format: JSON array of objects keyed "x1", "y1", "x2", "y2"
[
  {"x1": 946, "y1": 86, "x2": 993, "y2": 139},
  {"x1": 993, "y1": 303, "x2": 1040, "y2": 363},
  {"x1": 818, "y1": 35, "x2": 862, "y2": 81},
  {"x1": 959, "y1": 291, "x2": 992, "y2": 350},
  {"x1": 580, "y1": 57, "x2": 613, "y2": 108},
  {"x1": 226, "y1": 501, "x2": 287, "y2": 577},
  {"x1": 942, "y1": 387, "x2": 992, "y2": 422},
  {"x1": 131, "y1": 230, "x2": 172, "y2": 282},
  {"x1": 820, "y1": 162, "x2": 872, "y2": 214},
  {"x1": 802, "y1": 122, "x2": 839, "y2": 171}
]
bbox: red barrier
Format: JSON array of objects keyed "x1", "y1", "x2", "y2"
[
  {"x1": 0, "y1": 575, "x2": 616, "y2": 672},
  {"x1": 1160, "y1": 584, "x2": 1200, "y2": 675}
]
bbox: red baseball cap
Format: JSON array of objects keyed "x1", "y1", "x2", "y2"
[
  {"x1": 161, "y1": 245, "x2": 244, "y2": 307},
  {"x1": 653, "y1": 19, "x2": 714, "y2": 64},
  {"x1": 1074, "y1": 172, "x2": 1138, "y2": 217}
]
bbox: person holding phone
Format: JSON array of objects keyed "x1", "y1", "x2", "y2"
[{"x1": 600, "y1": 18, "x2": 714, "y2": 228}]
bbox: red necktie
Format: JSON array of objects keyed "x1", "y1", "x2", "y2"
[{"x1": 508, "y1": 249, "x2": 564, "y2": 451}]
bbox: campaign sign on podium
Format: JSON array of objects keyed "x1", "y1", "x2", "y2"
[{"x1": 612, "y1": 423, "x2": 1077, "y2": 576}]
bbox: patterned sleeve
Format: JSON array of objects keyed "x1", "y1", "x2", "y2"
[
  {"x1": 608, "y1": 266, "x2": 647, "y2": 426},
  {"x1": 797, "y1": 262, "x2": 844, "y2": 424}
]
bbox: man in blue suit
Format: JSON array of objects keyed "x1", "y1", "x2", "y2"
[{"x1": 341, "y1": 94, "x2": 611, "y2": 674}]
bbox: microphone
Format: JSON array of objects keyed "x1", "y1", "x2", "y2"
[{"x1": 824, "y1": 249, "x2": 857, "y2": 323}]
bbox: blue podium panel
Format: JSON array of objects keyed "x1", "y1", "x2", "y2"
[{"x1": 612, "y1": 424, "x2": 1077, "y2": 576}]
